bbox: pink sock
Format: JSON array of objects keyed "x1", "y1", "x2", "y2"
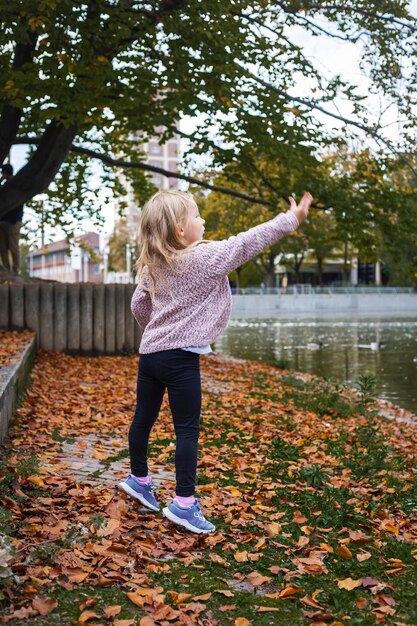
[
  {"x1": 174, "y1": 495, "x2": 195, "y2": 508},
  {"x1": 132, "y1": 474, "x2": 152, "y2": 484}
]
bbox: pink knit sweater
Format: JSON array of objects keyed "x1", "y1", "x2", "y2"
[{"x1": 131, "y1": 211, "x2": 299, "y2": 354}]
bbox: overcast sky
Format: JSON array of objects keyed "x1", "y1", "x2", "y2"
[{"x1": 11, "y1": 1, "x2": 417, "y2": 247}]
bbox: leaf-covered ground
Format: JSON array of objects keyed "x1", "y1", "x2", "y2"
[
  {"x1": 0, "y1": 330, "x2": 34, "y2": 368},
  {"x1": 1, "y1": 349, "x2": 416, "y2": 626}
]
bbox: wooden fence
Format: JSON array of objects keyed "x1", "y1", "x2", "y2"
[{"x1": 0, "y1": 283, "x2": 142, "y2": 355}]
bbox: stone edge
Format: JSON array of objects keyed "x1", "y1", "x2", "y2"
[{"x1": 0, "y1": 337, "x2": 37, "y2": 443}]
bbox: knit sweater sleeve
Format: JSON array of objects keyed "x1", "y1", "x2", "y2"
[
  {"x1": 199, "y1": 211, "x2": 299, "y2": 275},
  {"x1": 131, "y1": 283, "x2": 152, "y2": 329}
]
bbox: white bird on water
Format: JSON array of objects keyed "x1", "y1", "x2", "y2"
[
  {"x1": 306, "y1": 341, "x2": 323, "y2": 350},
  {"x1": 358, "y1": 341, "x2": 382, "y2": 350}
]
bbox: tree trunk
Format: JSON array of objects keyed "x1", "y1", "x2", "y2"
[
  {"x1": 0, "y1": 36, "x2": 38, "y2": 163},
  {"x1": 317, "y1": 257, "x2": 323, "y2": 285},
  {"x1": 235, "y1": 266, "x2": 241, "y2": 291},
  {"x1": 266, "y1": 253, "x2": 275, "y2": 287},
  {"x1": 0, "y1": 121, "x2": 77, "y2": 216},
  {"x1": 343, "y1": 241, "x2": 349, "y2": 282}
]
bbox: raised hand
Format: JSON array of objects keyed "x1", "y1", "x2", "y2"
[{"x1": 288, "y1": 193, "x2": 313, "y2": 224}]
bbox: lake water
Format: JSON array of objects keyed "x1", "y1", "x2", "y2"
[{"x1": 214, "y1": 315, "x2": 417, "y2": 414}]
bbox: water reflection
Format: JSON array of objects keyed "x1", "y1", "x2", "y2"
[{"x1": 214, "y1": 317, "x2": 417, "y2": 413}]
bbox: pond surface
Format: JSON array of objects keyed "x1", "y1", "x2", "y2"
[{"x1": 214, "y1": 315, "x2": 417, "y2": 413}]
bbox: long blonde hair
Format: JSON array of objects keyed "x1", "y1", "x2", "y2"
[{"x1": 135, "y1": 190, "x2": 197, "y2": 294}]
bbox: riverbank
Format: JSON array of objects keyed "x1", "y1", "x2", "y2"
[
  {"x1": 231, "y1": 293, "x2": 417, "y2": 317},
  {"x1": 1, "y1": 351, "x2": 416, "y2": 625}
]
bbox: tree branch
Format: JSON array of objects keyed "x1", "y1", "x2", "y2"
[
  {"x1": 236, "y1": 62, "x2": 417, "y2": 180},
  {"x1": 11, "y1": 136, "x2": 272, "y2": 207},
  {"x1": 0, "y1": 124, "x2": 78, "y2": 217},
  {"x1": 305, "y1": 3, "x2": 417, "y2": 33}
]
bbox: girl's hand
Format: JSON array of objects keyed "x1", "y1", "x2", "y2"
[{"x1": 288, "y1": 193, "x2": 313, "y2": 224}]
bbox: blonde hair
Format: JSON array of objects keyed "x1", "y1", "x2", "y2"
[{"x1": 135, "y1": 190, "x2": 197, "y2": 294}]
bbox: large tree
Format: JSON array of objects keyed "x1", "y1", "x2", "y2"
[{"x1": 1, "y1": 0, "x2": 416, "y2": 222}]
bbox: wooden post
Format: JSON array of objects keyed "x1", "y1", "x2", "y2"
[
  {"x1": 115, "y1": 284, "x2": 126, "y2": 354},
  {"x1": 53, "y1": 284, "x2": 67, "y2": 353},
  {"x1": 39, "y1": 283, "x2": 53, "y2": 350},
  {"x1": 67, "y1": 283, "x2": 80, "y2": 353},
  {"x1": 105, "y1": 284, "x2": 116, "y2": 354},
  {"x1": 25, "y1": 284, "x2": 40, "y2": 343},
  {"x1": 80, "y1": 284, "x2": 93, "y2": 355},
  {"x1": 10, "y1": 284, "x2": 24, "y2": 330},
  {"x1": 124, "y1": 284, "x2": 136, "y2": 353},
  {"x1": 0, "y1": 284, "x2": 9, "y2": 329},
  {"x1": 93, "y1": 284, "x2": 105, "y2": 355}
]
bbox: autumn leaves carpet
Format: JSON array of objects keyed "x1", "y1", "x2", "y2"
[{"x1": 1, "y1": 349, "x2": 416, "y2": 625}]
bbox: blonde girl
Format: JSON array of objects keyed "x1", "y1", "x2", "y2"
[{"x1": 119, "y1": 190, "x2": 312, "y2": 533}]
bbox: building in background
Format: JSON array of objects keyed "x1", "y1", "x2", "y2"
[
  {"x1": 115, "y1": 126, "x2": 181, "y2": 238},
  {"x1": 109, "y1": 126, "x2": 181, "y2": 282},
  {"x1": 27, "y1": 232, "x2": 102, "y2": 283}
]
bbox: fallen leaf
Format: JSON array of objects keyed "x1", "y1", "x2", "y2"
[
  {"x1": 235, "y1": 618, "x2": 250, "y2": 626},
  {"x1": 104, "y1": 605, "x2": 122, "y2": 618},
  {"x1": 78, "y1": 610, "x2": 101, "y2": 623},
  {"x1": 279, "y1": 585, "x2": 304, "y2": 598},
  {"x1": 337, "y1": 577, "x2": 362, "y2": 590},
  {"x1": 193, "y1": 593, "x2": 212, "y2": 601},
  {"x1": 336, "y1": 545, "x2": 352, "y2": 560},
  {"x1": 247, "y1": 571, "x2": 272, "y2": 586},
  {"x1": 265, "y1": 522, "x2": 282, "y2": 536},
  {"x1": 32, "y1": 597, "x2": 58, "y2": 616},
  {"x1": 356, "y1": 551, "x2": 372, "y2": 562},
  {"x1": 215, "y1": 589, "x2": 234, "y2": 597},
  {"x1": 234, "y1": 551, "x2": 249, "y2": 562},
  {"x1": 293, "y1": 511, "x2": 308, "y2": 524},
  {"x1": 362, "y1": 577, "x2": 380, "y2": 588}
]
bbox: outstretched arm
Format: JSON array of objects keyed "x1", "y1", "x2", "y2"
[{"x1": 201, "y1": 193, "x2": 312, "y2": 276}]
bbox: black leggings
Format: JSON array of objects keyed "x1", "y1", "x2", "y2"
[{"x1": 128, "y1": 349, "x2": 201, "y2": 497}]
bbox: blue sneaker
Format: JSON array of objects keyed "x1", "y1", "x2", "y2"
[
  {"x1": 118, "y1": 475, "x2": 160, "y2": 512},
  {"x1": 162, "y1": 499, "x2": 215, "y2": 534}
]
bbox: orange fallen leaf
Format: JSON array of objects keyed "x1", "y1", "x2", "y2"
[
  {"x1": 235, "y1": 618, "x2": 250, "y2": 626},
  {"x1": 114, "y1": 620, "x2": 135, "y2": 626},
  {"x1": 79, "y1": 598, "x2": 96, "y2": 611},
  {"x1": 174, "y1": 593, "x2": 192, "y2": 605},
  {"x1": 356, "y1": 551, "x2": 372, "y2": 562},
  {"x1": 247, "y1": 571, "x2": 272, "y2": 586},
  {"x1": 78, "y1": 610, "x2": 101, "y2": 623},
  {"x1": 265, "y1": 522, "x2": 282, "y2": 536},
  {"x1": 356, "y1": 597, "x2": 367, "y2": 609},
  {"x1": 279, "y1": 585, "x2": 304, "y2": 598},
  {"x1": 139, "y1": 618, "x2": 156, "y2": 626},
  {"x1": 380, "y1": 520, "x2": 399, "y2": 535},
  {"x1": 234, "y1": 551, "x2": 249, "y2": 562},
  {"x1": 104, "y1": 605, "x2": 122, "y2": 618},
  {"x1": 337, "y1": 577, "x2": 362, "y2": 591},
  {"x1": 300, "y1": 595, "x2": 324, "y2": 609},
  {"x1": 215, "y1": 589, "x2": 234, "y2": 597},
  {"x1": 31, "y1": 597, "x2": 58, "y2": 616},
  {"x1": 293, "y1": 511, "x2": 308, "y2": 524},
  {"x1": 210, "y1": 553, "x2": 228, "y2": 566},
  {"x1": 193, "y1": 593, "x2": 212, "y2": 601},
  {"x1": 336, "y1": 545, "x2": 352, "y2": 560}
]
